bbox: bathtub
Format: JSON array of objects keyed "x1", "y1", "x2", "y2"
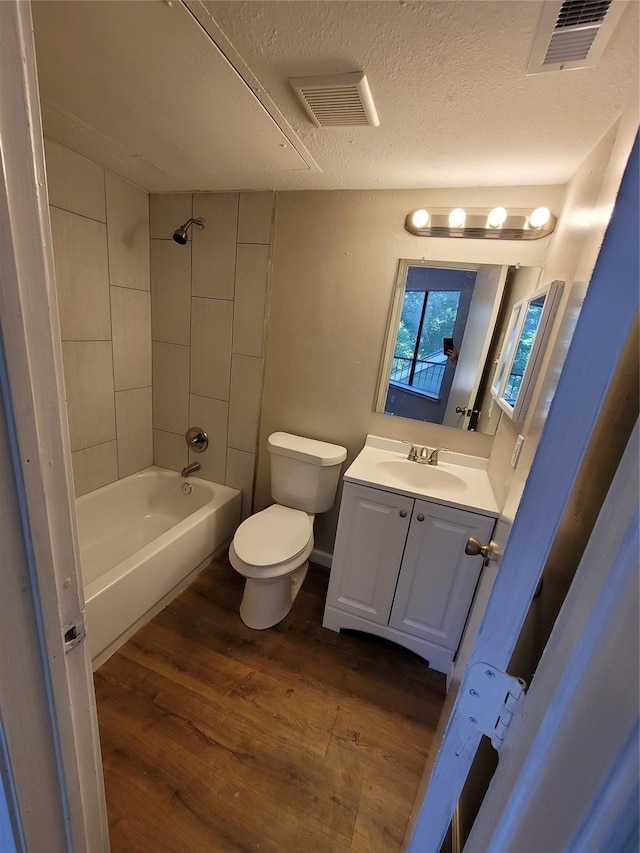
[{"x1": 76, "y1": 466, "x2": 241, "y2": 668}]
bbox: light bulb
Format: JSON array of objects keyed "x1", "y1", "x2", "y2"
[
  {"x1": 449, "y1": 208, "x2": 466, "y2": 228},
  {"x1": 410, "y1": 209, "x2": 430, "y2": 229},
  {"x1": 529, "y1": 207, "x2": 551, "y2": 229},
  {"x1": 487, "y1": 207, "x2": 508, "y2": 228}
]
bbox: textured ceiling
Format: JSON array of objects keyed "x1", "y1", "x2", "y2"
[{"x1": 32, "y1": 0, "x2": 639, "y2": 192}]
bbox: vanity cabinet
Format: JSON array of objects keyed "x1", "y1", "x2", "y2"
[{"x1": 323, "y1": 481, "x2": 496, "y2": 676}]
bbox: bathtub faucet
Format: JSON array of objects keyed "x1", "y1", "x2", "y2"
[{"x1": 181, "y1": 462, "x2": 201, "y2": 478}]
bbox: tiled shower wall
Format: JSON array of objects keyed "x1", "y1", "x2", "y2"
[
  {"x1": 45, "y1": 140, "x2": 152, "y2": 497},
  {"x1": 149, "y1": 192, "x2": 274, "y2": 519},
  {"x1": 45, "y1": 140, "x2": 272, "y2": 514}
]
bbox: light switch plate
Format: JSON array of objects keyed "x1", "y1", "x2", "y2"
[{"x1": 511, "y1": 434, "x2": 525, "y2": 468}]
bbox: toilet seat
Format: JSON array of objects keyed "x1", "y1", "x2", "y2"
[{"x1": 232, "y1": 504, "x2": 313, "y2": 568}]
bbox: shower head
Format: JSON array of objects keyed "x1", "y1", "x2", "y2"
[{"x1": 172, "y1": 217, "x2": 205, "y2": 244}]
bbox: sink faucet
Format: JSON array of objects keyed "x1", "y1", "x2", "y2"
[
  {"x1": 181, "y1": 461, "x2": 201, "y2": 477},
  {"x1": 402, "y1": 441, "x2": 419, "y2": 462},
  {"x1": 427, "y1": 448, "x2": 449, "y2": 466},
  {"x1": 402, "y1": 441, "x2": 432, "y2": 463}
]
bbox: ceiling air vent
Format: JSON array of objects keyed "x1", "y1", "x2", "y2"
[
  {"x1": 289, "y1": 72, "x2": 380, "y2": 127},
  {"x1": 527, "y1": 0, "x2": 628, "y2": 74}
]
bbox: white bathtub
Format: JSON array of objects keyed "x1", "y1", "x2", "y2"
[{"x1": 76, "y1": 466, "x2": 241, "y2": 668}]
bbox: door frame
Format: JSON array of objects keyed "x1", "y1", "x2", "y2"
[
  {"x1": 0, "y1": 2, "x2": 109, "y2": 849},
  {"x1": 405, "y1": 131, "x2": 639, "y2": 851}
]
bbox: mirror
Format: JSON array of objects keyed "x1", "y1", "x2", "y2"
[
  {"x1": 490, "y1": 279, "x2": 563, "y2": 422},
  {"x1": 375, "y1": 259, "x2": 539, "y2": 434}
]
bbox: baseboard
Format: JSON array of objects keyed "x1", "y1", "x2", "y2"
[{"x1": 311, "y1": 547, "x2": 332, "y2": 568}]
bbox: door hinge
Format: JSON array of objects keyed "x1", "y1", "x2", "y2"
[
  {"x1": 63, "y1": 616, "x2": 86, "y2": 654},
  {"x1": 459, "y1": 662, "x2": 527, "y2": 750}
]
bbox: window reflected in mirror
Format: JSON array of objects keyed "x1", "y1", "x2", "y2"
[
  {"x1": 375, "y1": 259, "x2": 512, "y2": 434},
  {"x1": 387, "y1": 276, "x2": 468, "y2": 412},
  {"x1": 490, "y1": 280, "x2": 564, "y2": 422},
  {"x1": 504, "y1": 295, "x2": 545, "y2": 405}
]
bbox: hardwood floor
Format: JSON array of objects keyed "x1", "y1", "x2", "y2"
[{"x1": 94, "y1": 558, "x2": 446, "y2": 852}]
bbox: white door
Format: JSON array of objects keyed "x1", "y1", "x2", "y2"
[
  {"x1": 405, "y1": 132, "x2": 639, "y2": 851},
  {"x1": 466, "y1": 418, "x2": 638, "y2": 851},
  {"x1": 0, "y1": 3, "x2": 109, "y2": 849},
  {"x1": 443, "y1": 264, "x2": 508, "y2": 428}
]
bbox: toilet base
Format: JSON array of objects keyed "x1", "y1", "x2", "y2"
[{"x1": 239, "y1": 561, "x2": 309, "y2": 630}]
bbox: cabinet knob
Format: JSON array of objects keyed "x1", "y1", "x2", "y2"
[
  {"x1": 399, "y1": 509, "x2": 407, "y2": 517},
  {"x1": 416, "y1": 513, "x2": 425, "y2": 522}
]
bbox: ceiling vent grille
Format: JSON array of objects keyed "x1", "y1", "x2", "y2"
[
  {"x1": 289, "y1": 72, "x2": 379, "y2": 127},
  {"x1": 555, "y1": 0, "x2": 612, "y2": 27},
  {"x1": 527, "y1": 0, "x2": 628, "y2": 74}
]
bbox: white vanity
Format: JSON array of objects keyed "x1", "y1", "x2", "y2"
[{"x1": 323, "y1": 435, "x2": 499, "y2": 678}]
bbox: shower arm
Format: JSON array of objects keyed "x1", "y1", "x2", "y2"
[{"x1": 183, "y1": 218, "x2": 205, "y2": 231}]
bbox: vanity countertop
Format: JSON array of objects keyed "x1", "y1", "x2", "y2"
[{"x1": 344, "y1": 435, "x2": 499, "y2": 517}]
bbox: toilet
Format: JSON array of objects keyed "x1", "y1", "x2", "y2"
[{"x1": 229, "y1": 432, "x2": 347, "y2": 629}]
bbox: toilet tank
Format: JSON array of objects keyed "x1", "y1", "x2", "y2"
[{"x1": 268, "y1": 432, "x2": 347, "y2": 513}]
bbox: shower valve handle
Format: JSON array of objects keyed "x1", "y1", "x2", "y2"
[{"x1": 186, "y1": 427, "x2": 208, "y2": 452}]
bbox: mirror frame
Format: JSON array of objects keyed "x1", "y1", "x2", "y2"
[{"x1": 490, "y1": 279, "x2": 564, "y2": 422}]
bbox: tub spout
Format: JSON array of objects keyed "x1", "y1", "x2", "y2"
[{"x1": 181, "y1": 462, "x2": 201, "y2": 477}]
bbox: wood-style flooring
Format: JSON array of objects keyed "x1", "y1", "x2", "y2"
[{"x1": 94, "y1": 557, "x2": 446, "y2": 853}]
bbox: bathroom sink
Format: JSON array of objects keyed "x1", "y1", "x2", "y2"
[
  {"x1": 343, "y1": 435, "x2": 500, "y2": 516},
  {"x1": 373, "y1": 459, "x2": 467, "y2": 493}
]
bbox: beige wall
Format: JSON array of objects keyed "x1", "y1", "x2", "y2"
[
  {"x1": 494, "y1": 106, "x2": 639, "y2": 671},
  {"x1": 45, "y1": 139, "x2": 152, "y2": 497},
  {"x1": 259, "y1": 184, "x2": 564, "y2": 554},
  {"x1": 487, "y1": 109, "x2": 638, "y2": 512},
  {"x1": 149, "y1": 191, "x2": 274, "y2": 519}
]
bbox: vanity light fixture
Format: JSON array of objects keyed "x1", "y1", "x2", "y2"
[
  {"x1": 528, "y1": 206, "x2": 551, "y2": 228},
  {"x1": 487, "y1": 206, "x2": 508, "y2": 228},
  {"x1": 404, "y1": 207, "x2": 557, "y2": 240},
  {"x1": 410, "y1": 208, "x2": 430, "y2": 228},
  {"x1": 448, "y1": 208, "x2": 467, "y2": 228}
]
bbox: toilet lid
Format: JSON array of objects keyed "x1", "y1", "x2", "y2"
[{"x1": 233, "y1": 504, "x2": 312, "y2": 567}]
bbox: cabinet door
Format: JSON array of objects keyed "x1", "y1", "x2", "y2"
[
  {"x1": 388, "y1": 500, "x2": 495, "y2": 651},
  {"x1": 326, "y1": 482, "x2": 412, "y2": 626}
]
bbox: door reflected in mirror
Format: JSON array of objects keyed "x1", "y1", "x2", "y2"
[{"x1": 375, "y1": 259, "x2": 523, "y2": 435}]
